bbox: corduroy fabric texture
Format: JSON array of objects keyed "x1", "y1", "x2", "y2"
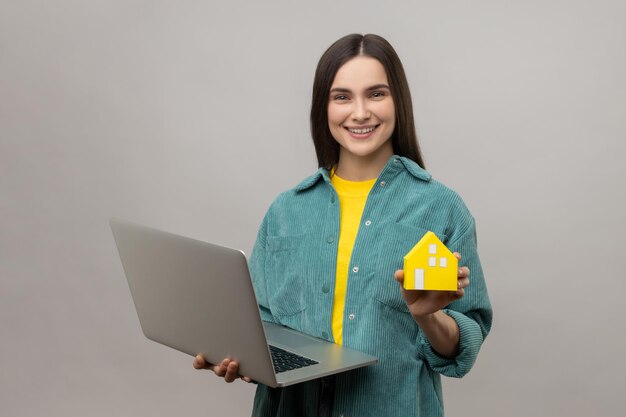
[{"x1": 249, "y1": 155, "x2": 492, "y2": 417}]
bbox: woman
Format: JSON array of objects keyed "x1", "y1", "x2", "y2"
[{"x1": 195, "y1": 33, "x2": 492, "y2": 417}]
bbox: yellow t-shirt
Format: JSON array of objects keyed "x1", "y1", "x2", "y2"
[{"x1": 330, "y1": 173, "x2": 376, "y2": 345}]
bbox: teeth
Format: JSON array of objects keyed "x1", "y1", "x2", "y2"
[{"x1": 348, "y1": 127, "x2": 375, "y2": 134}]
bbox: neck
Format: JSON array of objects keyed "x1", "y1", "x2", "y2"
[{"x1": 335, "y1": 148, "x2": 393, "y2": 181}]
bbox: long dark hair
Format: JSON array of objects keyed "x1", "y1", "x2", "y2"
[{"x1": 310, "y1": 33, "x2": 425, "y2": 170}]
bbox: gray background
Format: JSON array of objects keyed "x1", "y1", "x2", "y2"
[{"x1": 2, "y1": 0, "x2": 625, "y2": 416}]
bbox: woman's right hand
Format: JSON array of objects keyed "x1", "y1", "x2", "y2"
[{"x1": 193, "y1": 355, "x2": 253, "y2": 383}]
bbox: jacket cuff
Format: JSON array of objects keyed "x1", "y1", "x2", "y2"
[
  {"x1": 417, "y1": 309, "x2": 484, "y2": 378},
  {"x1": 259, "y1": 305, "x2": 278, "y2": 324}
]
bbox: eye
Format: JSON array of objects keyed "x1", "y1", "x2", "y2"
[
  {"x1": 333, "y1": 94, "x2": 349, "y2": 101},
  {"x1": 370, "y1": 91, "x2": 387, "y2": 99}
]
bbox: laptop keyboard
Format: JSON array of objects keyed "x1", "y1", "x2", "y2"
[{"x1": 269, "y1": 345, "x2": 319, "y2": 374}]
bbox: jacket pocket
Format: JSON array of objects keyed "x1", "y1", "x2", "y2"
[
  {"x1": 373, "y1": 222, "x2": 445, "y2": 312},
  {"x1": 265, "y1": 234, "x2": 310, "y2": 317}
]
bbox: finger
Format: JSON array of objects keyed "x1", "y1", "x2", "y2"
[
  {"x1": 453, "y1": 252, "x2": 462, "y2": 262},
  {"x1": 193, "y1": 354, "x2": 212, "y2": 370},
  {"x1": 458, "y1": 266, "x2": 470, "y2": 278},
  {"x1": 224, "y1": 361, "x2": 239, "y2": 383},
  {"x1": 214, "y1": 359, "x2": 230, "y2": 377},
  {"x1": 214, "y1": 365, "x2": 226, "y2": 377},
  {"x1": 453, "y1": 276, "x2": 470, "y2": 298},
  {"x1": 193, "y1": 355, "x2": 204, "y2": 369},
  {"x1": 457, "y1": 277, "x2": 470, "y2": 290},
  {"x1": 241, "y1": 375, "x2": 253, "y2": 383},
  {"x1": 394, "y1": 269, "x2": 404, "y2": 282}
]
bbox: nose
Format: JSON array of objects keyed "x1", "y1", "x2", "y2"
[{"x1": 351, "y1": 98, "x2": 371, "y2": 122}]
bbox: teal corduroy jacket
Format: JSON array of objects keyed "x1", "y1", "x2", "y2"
[{"x1": 249, "y1": 156, "x2": 492, "y2": 417}]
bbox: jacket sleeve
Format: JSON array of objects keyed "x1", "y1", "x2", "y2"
[
  {"x1": 249, "y1": 210, "x2": 278, "y2": 324},
  {"x1": 416, "y1": 216, "x2": 493, "y2": 378}
]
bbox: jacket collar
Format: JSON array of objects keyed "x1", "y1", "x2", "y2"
[{"x1": 294, "y1": 155, "x2": 431, "y2": 192}]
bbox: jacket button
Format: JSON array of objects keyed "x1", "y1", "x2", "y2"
[
  {"x1": 348, "y1": 313, "x2": 356, "y2": 320},
  {"x1": 379, "y1": 181, "x2": 386, "y2": 187},
  {"x1": 322, "y1": 331, "x2": 329, "y2": 339},
  {"x1": 364, "y1": 220, "x2": 371, "y2": 226},
  {"x1": 322, "y1": 285, "x2": 330, "y2": 293},
  {"x1": 352, "y1": 266, "x2": 359, "y2": 273},
  {"x1": 326, "y1": 236, "x2": 335, "y2": 244}
]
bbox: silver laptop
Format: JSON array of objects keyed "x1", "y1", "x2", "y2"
[{"x1": 110, "y1": 218, "x2": 377, "y2": 387}]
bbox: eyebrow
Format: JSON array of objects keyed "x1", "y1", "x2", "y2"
[{"x1": 329, "y1": 84, "x2": 391, "y2": 94}]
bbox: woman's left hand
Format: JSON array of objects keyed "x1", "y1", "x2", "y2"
[{"x1": 394, "y1": 252, "x2": 470, "y2": 318}]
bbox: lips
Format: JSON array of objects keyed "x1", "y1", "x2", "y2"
[{"x1": 344, "y1": 125, "x2": 380, "y2": 138}]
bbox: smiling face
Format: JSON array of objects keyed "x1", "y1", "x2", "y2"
[{"x1": 327, "y1": 56, "x2": 396, "y2": 179}]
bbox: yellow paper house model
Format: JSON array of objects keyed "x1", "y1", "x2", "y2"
[{"x1": 403, "y1": 231, "x2": 458, "y2": 291}]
